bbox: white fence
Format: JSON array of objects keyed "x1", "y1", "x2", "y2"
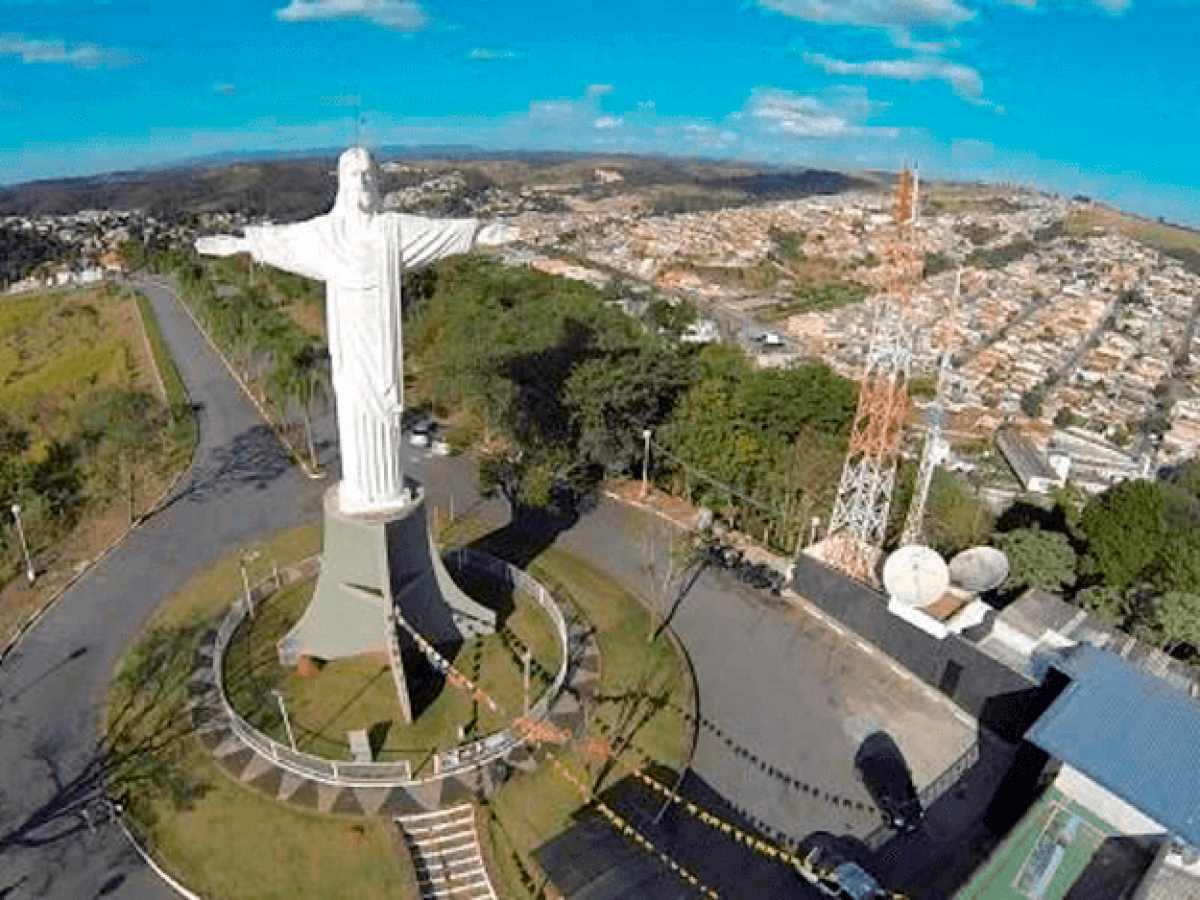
[
  {"x1": 435, "y1": 549, "x2": 572, "y2": 776},
  {"x1": 212, "y1": 560, "x2": 414, "y2": 786},
  {"x1": 210, "y1": 549, "x2": 571, "y2": 787}
]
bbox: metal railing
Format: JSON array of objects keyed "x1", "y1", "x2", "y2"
[
  {"x1": 434, "y1": 550, "x2": 572, "y2": 776},
  {"x1": 209, "y1": 549, "x2": 572, "y2": 786}
]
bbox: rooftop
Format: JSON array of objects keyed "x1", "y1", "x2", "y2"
[{"x1": 1027, "y1": 645, "x2": 1200, "y2": 848}]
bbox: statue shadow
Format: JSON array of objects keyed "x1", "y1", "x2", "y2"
[
  {"x1": 400, "y1": 640, "x2": 456, "y2": 720},
  {"x1": 466, "y1": 502, "x2": 580, "y2": 572}
]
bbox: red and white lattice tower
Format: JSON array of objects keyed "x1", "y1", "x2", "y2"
[{"x1": 823, "y1": 169, "x2": 922, "y2": 582}]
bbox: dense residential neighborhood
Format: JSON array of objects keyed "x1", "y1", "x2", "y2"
[{"x1": 8, "y1": 168, "x2": 1199, "y2": 496}]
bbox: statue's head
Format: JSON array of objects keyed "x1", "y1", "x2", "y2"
[{"x1": 335, "y1": 147, "x2": 383, "y2": 216}]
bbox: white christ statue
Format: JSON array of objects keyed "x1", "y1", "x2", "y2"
[{"x1": 197, "y1": 147, "x2": 516, "y2": 515}]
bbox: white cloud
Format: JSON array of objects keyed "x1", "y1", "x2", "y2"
[
  {"x1": 274, "y1": 0, "x2": 428, "y2": 30},
  {"x1": 468, "y1": 47, "x2": 525, "y2": 61},
  {"x1": 0, "y1": 33, "x2": 131, "y2": 68},
  {"x1": 213, "y1": 83, "x2": 236, "y2": 96},
  {"x1": 594, "y1": 116, "x2": 623, "y2": 129},
  {"x1": 586, "y1": 83, "x2": 614, "y2": 98},
  {"x1": 804, "y1": 52, "x2": 985, "y2": 101},
  {"x1": 889, "y1": 29, "x2": 960, "y2": 52},
  {"x1": 755, "y1": 0, "x2": 973, "y2": 29},
  {"x1": 1091, "y1": 0, "x2": 1131, "y2": 12},
  {"x1": 746, "y1": 86, "x2": 898, "y2": 139}
]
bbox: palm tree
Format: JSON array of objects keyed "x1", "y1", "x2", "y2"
[{"x1": 267, "y1": 340, "x2": 330, "y2": 470}]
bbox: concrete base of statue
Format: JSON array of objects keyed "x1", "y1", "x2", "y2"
[{"x1": 278, "y1": 481, "x2": 496, "y2": 720}]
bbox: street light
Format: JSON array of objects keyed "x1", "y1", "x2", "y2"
[
  {"x1": 271, "y1": 689, "x2": 297, "y2": 751},
  {"x1": 11, "y1": 503, "x2": 34, "y2": 584},
  {"x1": 641, "y1": 428, "x2": 653, "y2": 499},
  {"x1": 239, "y1": 550, "x2": 259, "y2": 620}
]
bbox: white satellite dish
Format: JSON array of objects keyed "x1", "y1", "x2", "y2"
[
  {"x1": 948, "y1": 546, "x2": 1009, "y2": 593},
  {"x1": 883, "y1": 545, "x2": 950, "y2": 608}
]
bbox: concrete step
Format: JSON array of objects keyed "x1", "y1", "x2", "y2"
[{"x1": 397, "y1": 804, "x2": 498, "y2": 900}]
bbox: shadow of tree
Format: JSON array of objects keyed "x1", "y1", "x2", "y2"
[{"x1": 169, "y1": 424, "x2": 294, "y2": 506}]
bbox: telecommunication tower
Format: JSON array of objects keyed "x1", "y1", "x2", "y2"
[
  {"x1": 898, "y1": 268, "x2": 960, "y2": 548},
  {"x1": 822, "y1": 169, "x2": 922, "y2": 582}
]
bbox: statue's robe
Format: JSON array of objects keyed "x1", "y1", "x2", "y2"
[{"x1": 243, "y1": 212, "x2": 483, "y2": 512}]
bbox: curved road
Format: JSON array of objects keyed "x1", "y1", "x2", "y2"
[
  {"x1": 0, "y1": 278, "x2": 327, "y2": 899},
  {"x1": 0, "y1": 275, "x2": 894, "y2": 899}
]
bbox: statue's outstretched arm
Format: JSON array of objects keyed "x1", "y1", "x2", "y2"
[
  {"x1": 396, "y1": 214, "x2": 520, "y2": 269},
  {"x1": 241, "y1": 221, "x2": 328, "y2": 282}
]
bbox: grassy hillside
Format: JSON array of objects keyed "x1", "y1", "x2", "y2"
[
  {"x1": 1067, "y1": 203, "x2": 1200, "y2": 273},
  {"x1": 0, "y1": 284, "x2": 193, "y2": 642}
]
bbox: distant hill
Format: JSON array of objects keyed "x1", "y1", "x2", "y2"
[{"x1": 0, "y1": 148, "x2": 878, "y2": 221}]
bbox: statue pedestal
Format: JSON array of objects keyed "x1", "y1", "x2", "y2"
[{"x1": 279, "y1": 482, "x2": 496, "y2": 722}]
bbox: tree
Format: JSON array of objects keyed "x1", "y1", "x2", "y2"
[
  {"x1": 1074, "y1": 585, "x2": 1129, "y2": 625},
  {"x1": 80, "y1": 390, "x2": 161, "y2": 524},
  {"x1": 1149, "y1": 533, "x2": 1200, "y2": 596},
  {"x1": 1129, "y1": 590, "x2": 1200, "y2": 655},
  {"x1": 1079, "y1": 479, "x2": 1167, "y2": 589},
  {"x1": 923, "y1": 469, "x2": 994, "y2": 557},
  {"x1": 998, "y1": 526, "x2": 1077, "y2": 595},
  {"x1": 639, "y1": 518, "x2": 700, "y2": 641},
  {"x1": 1167, "y1": 459, "x2": 1200, "y2": 500},
  {"x1": 564, "y1": 346, "x2": 694, "y2": 474},
  {"x1": 267, "y1": 339, "x2": 330, "y2": 469},
  {"x1": 1020, "y1": 388, "x2": 1043, "y2": 419}
]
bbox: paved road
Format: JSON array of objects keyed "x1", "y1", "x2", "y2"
[{"x1": 0, "y1": 278, "x2": 326, "y2": 899}]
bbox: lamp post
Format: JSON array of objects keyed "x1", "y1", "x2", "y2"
[
  {"x1": 11, "y1": 503, "x2": 34, "y2": 584},
  {"x1": 641, "y1": 428, "x2": 653, "y2": 499},
  {"x1": 271, "y1": 689, "x2": 297, "y2": 751},
  {"x1": 239, "y1": 550, "x2": 259, "y2": 620}
]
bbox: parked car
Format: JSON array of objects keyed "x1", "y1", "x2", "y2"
[{"x1": 409, "y1": 418, "x2": 435, "y2": 448}]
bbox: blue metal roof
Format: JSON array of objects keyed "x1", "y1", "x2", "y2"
[{"x1": 1027, "y1": 644, "x2": 1200, "y2": 847}]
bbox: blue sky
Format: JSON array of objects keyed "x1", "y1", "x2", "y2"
[{"x1": 3, "y1": 0, "x2": 1199, "y2": 225}]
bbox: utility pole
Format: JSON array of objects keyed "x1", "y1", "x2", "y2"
[{"x1": 11, "y1": 502, "x2": 34, "y2": 584}]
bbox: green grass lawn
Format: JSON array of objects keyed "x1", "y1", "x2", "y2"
[{"x1": 134, "y1": 751, "x2": 415, "y2": 900}]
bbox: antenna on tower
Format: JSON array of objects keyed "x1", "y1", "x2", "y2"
[{"x1": 899, "y1": 266, "x2": 960, "y2": 548}]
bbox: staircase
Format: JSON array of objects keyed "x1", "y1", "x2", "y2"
[{"x1": 398, "y1": 804, "x2": 498, "y2": 900}]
